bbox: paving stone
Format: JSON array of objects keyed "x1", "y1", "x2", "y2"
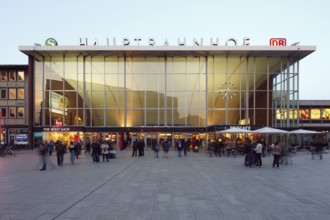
[{"x1": 1, "y1": 149, "x2": 330, "y2": 219}]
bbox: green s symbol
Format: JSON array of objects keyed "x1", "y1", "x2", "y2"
[{"x1": 45, "y1": 38, "x2": 58, "y2": 46}]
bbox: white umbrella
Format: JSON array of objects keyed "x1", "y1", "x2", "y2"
[
  {"x1": 218, "y1": 127, "x2": 251, "y2": 133},
  {"x1": 253, "y1": 126, "x2": 289, "y2": 134},
  {"x1": 290, "y1": 129, "x2": 321, "y2": 134}
]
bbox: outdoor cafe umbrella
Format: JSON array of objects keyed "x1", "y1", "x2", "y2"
[
  {"x1": 218, "y1": 127, "x2": 251, "y2": 133},
  {"x1": 252, "y1": 126, "x2": 289, "y2": 134},
  {"x1": 289, "y1": 129, "x2": 321, "y2": 134}
]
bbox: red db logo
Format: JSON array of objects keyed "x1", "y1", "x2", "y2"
[{"x1": 270, "y1": 38, "x2": 286, "y2": 46}]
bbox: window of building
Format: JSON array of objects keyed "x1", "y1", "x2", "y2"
[
  {"x1": 0, "y1": 89, "x2": 7, "y2": 99},
  {"x1": 17, "y1": 88, "x2": 24, "y2": 99},
  {"x1": 300, "y1": 109, "x2": 310, "y2": 120},
  {"x1": 9, "y1": 88, "x2": 16, "y2": 99},
  {"x1": 9, "y1": 70, "x2": 16, "y2": 81},
  {"x1": 17, "y1": 71, "x2": 24, "y2": 81},
  {"x1": 1, "y1": 107, "x2": 7, "y2": 118},
  {"x1": 311, "y1": 109, "x2": 321, "y2": 120},
  {"x1": 322, "y1": 109, "x2": 330, "y2": 120},
  {"x1": 17, "y1": 107, "x2": 24, "y2": 118},
  {"x1": 9, "y1": 107, "x2": 16, "y2": 118},
  {"x1": 0, "y1": 70, "x2": 7, "y2": 81}
]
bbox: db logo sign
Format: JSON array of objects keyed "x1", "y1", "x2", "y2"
[{"x1": 270, "y1": 38, "x2": 286, "y2": 46}]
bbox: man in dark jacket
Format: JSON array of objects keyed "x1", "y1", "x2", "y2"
[
  {"x1": 244, "y1": 140, "x2": 253, "y2": 167},
  {"x1": 132, "y1": 139, "x2": 138, "y2": 157},
  {"x1": 55, "y1": 140, "x2": 65, "y2": 166}
]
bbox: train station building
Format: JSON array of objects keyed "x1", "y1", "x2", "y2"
[{"x1": 17, "y1": 37, "x2": 316, "y2": 147}]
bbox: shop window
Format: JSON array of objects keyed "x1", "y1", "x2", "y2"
[
  {"x1": 17, "y1": 88, "x2": 24, "y2": 99},
  {"x1": 17, "y1": 107, "x2": 24, "y2": 118},
  {"x1": 311, "y1": 109, "x2": 321, "y2": 120},
  {"x1": 17, "y1": 71, "x2": 24, "y2": 81},
  {"x1": 9, "y1": 107, "x2": 16, "y2": 118},
  {"x1": 9, "y1": 88, "x2": 16, "y2": 99},
  {"x1": 0, "y1": 89, "x2": 7, "y2": 99},
  {"x1": 300, "y1": 109, "x2": 310, "y2": 120},
  {"x1": 1, "y1": 107, "x2": 7, "y2": 118},
  {"x1": 9, "y1": 70, "x2": 16, "y2": 81},
  {"x1": 322, "y1": 109, "x2": 330, "y2": 120},
  {"x1": 0, "y1": 70, "x2": 7, "y2": 81}
]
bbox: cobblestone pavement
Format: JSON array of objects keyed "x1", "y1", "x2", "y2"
[{"x1": 0, "y1": 148, "x2": 330, "y2": 220}]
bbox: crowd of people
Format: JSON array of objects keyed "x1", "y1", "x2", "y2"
[{"x1": 38, "y1": 136, "x2": 320, "y2": 171}]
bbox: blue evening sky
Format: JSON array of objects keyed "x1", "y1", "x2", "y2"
[{"x1": 0, "y1": 0, "x2": 328, "y2": 99}]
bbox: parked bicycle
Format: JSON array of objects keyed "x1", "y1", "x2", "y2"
[{"x1": 0, "y1": 145, "x2": 15, "y2": 157}]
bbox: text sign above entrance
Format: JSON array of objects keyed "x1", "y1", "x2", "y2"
[{"x1": 78, "y1": 37, "x2": 251, "y2": 47}]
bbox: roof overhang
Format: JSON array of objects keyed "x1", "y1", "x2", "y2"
[{"x1": 19, "y1": 45, "x2": 316, "y2": 60}]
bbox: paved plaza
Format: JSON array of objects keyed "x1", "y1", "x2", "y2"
[{"x1": 0, "y1": 148, "x2": 330, "y2": 220}]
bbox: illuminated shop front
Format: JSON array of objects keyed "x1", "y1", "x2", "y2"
[{"x1": 19, "y1": 38, "x2": 315, "y2": 147}]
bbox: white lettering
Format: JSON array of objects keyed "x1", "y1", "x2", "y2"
[
  {"x1": 178, "y1": 38, "x2": 186, "y2": 46},
  {"x1": 77, "y1": 37, "x2": 253, "y2": 46},
  {"x1": 123, "y1": 38, "x2": 130, "y2": 46},
  {"x1": 149, "y1": 38, "x2": 155, "y2": 46},
  {"x1": 163, "y1": 38, "x2": 169, "y2": 46},
  {"x1": 210, "y1": 38, "x2": 219, "y2": 46},
  {"x1": 93, "y1": 38, "x2": 99, "y2": 46},
  {"x1": 134, "y1": 37, "x2": 142, "y2": 46},
  {"x1": 225, "y1": 38, "x2": 237, "y2": 46},
  {"x1": 243, "y1": 37, "x2": 250, "y2": 46},
  {"x1": 78, "y1": 38, "x2": 88, "y2": 46},
  {"x1": 193, "y1": 38, "x2": 203, "y2": 46}
]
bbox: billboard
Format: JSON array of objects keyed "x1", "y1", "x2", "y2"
[
  {"x1": 49, "y1": 91, "x2": 68, "y2": 115},
  {"x1": 15, "y1": 134, "x2": 28, "y2": 145}
]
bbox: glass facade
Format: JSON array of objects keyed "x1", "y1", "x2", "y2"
[{"x1": 33, "y1": 55, "x2": 299, "y2": 129}]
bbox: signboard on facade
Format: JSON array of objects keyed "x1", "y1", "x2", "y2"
[{"x1": 15, "y1": 134, "x2": 28, "y2": 145}]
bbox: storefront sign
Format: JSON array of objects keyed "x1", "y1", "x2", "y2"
[
  {"x1": 78, "y1": 37, "x2": 251, "y2": 47},
  {"x1": 43, "y1": 127, "x2": 71, "y2": 132},
  {"x1": 15, "y1": 134, "x2": 28, "y2": 145},
  {"x1": 45, "y1": 38, "x2": 58, "y2": 46},
  {"x1": 270, "y1": 38, "x2": 286, "y2": 46}
]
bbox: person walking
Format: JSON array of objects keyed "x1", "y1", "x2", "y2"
[
  {"x1": 69, "y1": 141, "x2": 76, "y2": 164},
  {"x1": 132, "y1": 139, "x2": 138, "y2": 157},
  {"x1": 183, "y1": 138, "x2": 190, "y2": 156},
  {"x1": 163, "y1": 140, "x2": 170, "y2": 158},
  {"x1": 55, "y1": 140, "x2": 65, "y2": 166},
  {"x1": 91, "y1": 140, "x2": 100, "y2": 163},
  {"x1": 254, "y1": 140, "x2": 263, "y2": 167},
  {"x1": 177, "y1": 139, "x2": 183, "y2": 157},
  {"x1": 244, "y1": 140, "x2": 253, "y2": 167},
  {"x1": 101, "y1": 141, "x2": 109, "y2": 162},
  {"x1": 272, "y1": 142, "x2": 281, "y2": 168},
  {"x1": 39, "y1": 141, "x2": 48, "y2": 171},
  {"x1": 48, "y1": 139, "x2": 54, "y2": 156}
]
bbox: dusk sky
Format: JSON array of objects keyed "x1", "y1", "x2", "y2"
[{"x1": 1, "y1": 0, "x2": 328, "y2": 99}]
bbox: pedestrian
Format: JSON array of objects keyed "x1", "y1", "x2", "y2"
[
  {"x1": 244, "y1": 140, "x2": 253, "y2": 167},
  {"x1": 91, "y1": 140, "x2": 100, "y2": 163},
  {"x1": 132, "y1": 139, "x2": 138, "y2": 157},
  {"x1": 101, "y1": 141, "x2": 109, "y2": 162},
  {"x1": 85, "y1": 140, "x2": 91, "y2": 155},
  {"x1": 272, "y1": 142, "x2": 281, "y2": 168},
  {"x1": 48, "y1": 139, "x2": 54, "y2": 156},
  {"x1": 254, "y1": 140, "x2": 263, "y2": 167},
  {"x1": 177, "y1": 139, "x2": 183, "y2": 157},
  {"x1": 39, "y1": 141, "x2": 48, "y2": 171},
  {"x1": 183, "y1": 138, "x2": 189, "y2": 156},
  {"x1": 55, "y1": 140, "x2": 65, "y2": 166},
  {"x1": 69, "y1": 141, "x2": 75, "y2": 164},
  {"x1": 163, "y1": 140, "x2": 170, "y2": 158}
]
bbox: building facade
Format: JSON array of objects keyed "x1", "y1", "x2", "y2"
[
  {"x1": 0, "y1": 65, "x2": 29, "y2": 146},
  {"x1": 19, "y1": 38, "x2": 315, "y2": 147}
]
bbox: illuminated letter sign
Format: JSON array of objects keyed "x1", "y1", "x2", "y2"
[
  {"x1": 270, "y1": 38, "x2": 286, "y2": 46},
  {"x1": 45, "y1": 38, "x2": 58, "y2": 46}
]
